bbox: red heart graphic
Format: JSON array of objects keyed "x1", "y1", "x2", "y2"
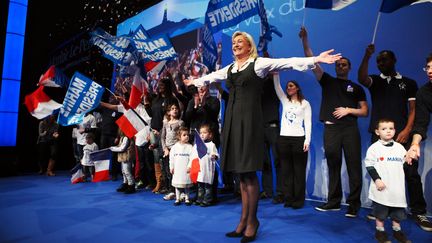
[{"x1": 379, "y1": 157, "x2": 384, "y2": 161}]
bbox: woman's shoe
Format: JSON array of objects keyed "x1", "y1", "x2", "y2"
[
  {"x1": 241, "y1": 221, "x2": 260, "y2": 243},
  {"x1": 225, "y1": 230, "x2": 243, "y2": 238}
]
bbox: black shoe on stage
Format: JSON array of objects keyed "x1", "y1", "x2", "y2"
[
  {"x1": 241, "y1": 221, "x2": 259, "y2": 243},
  {"x1": 225, "y1": 230, "x2": 243, "y2": 238}
]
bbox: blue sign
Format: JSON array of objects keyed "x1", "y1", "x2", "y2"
[
  {"x1": 90, "y1": 28, "x2": 136, "y2": 66},
  {"x1": 58, "y1": 72, "x2": 104, "y2": 126},
  {"x1": 132, "y1": 34, "x2": 178, "y2": 62}
]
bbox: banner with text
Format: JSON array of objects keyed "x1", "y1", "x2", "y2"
[
  {"x1": 132, "y1": 33, "x2": 178, "y2": 62},
  {"x1": 58, "y1": 72, "x2": 104, "y2": 126},
  {"x1": 90, "y1": 28, "x2": 137, "y2": 66}
]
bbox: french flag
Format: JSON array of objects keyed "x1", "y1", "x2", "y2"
[
  {"x1": 90, "y1": 148, "x2": 112, "y2": 182},
  {"x1": 24, "y1": 86, "x2": 63, "y2": 119},
  {"x1": 144, "y1": 60, "x2": 166, "y2": 76},
  {"x1": 189, "y1": 130, "x2": 208, "y2": 183},
  {"x1": 380, "y1": 0, "x2": 432, "y2": 13},
  {"x1": 38, "y1": 65, "x2": 69, "y2": 88},
  {"x1": 71, "y1": 164, "x2": 84, "y2": 184},
  {"x1": 116, "y1": 108, "x2": 147, "y2": 139},
  {"x1": 129, "y1": 67, "x2": 149, "y2": 109},
  {"x1": 305, "y1": 0, "x2": 357, "y2": 10}
]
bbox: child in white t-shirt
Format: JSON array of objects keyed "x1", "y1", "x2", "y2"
[
  {"x1": 365, "y1": 119, "x2": 412, "y2": 243},
  {"x1": 188, "y1": 124, "x2": 219, "y2": 207},
  {"x1": 169, "y1": 127, "x2": 193, "y2": 206}
]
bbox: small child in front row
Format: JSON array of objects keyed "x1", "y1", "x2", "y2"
[
  {"x1": 81, "y1": 133, "x2": 98, "y2": 181},
  {"x1": 365, "y1": 119, "x2": 411, "y2": 243},
  {"x1": 189, "y1": 124, "x2": 219, "y2": 207},
  {"x1": 169, "y1": 127, "x2": 193, "y2": 206}
]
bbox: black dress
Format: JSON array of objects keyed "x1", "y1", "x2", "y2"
[{"x1": 221, "y1": 61, "x2": 265, "y2": 173}]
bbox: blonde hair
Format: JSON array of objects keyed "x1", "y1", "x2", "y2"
[{"x1": 232, "y1": 31, "x2": 258, "y2": 60}]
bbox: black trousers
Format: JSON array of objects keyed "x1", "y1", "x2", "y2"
[
  {"x1": 137, "y1": 144, "x2": 155, "y2": 186},
  {"x1": 371, "y1": 133, "x2": 427, "y2": 215},
  {"x1": 324, "y1": 124, "x2": 362, "y2": 210},
  {"x1": 262, "y1": 125, "x2": 283, "y2": 197},
  {"x1": 276, "y1": 136, "x2": 307, "y2": 206}
]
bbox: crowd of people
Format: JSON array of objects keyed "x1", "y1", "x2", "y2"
[{"x1": 36, "y1": 28, "x2": 432, "y2": 243}]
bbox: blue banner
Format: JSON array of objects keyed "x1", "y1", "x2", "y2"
[
  {"x1": 205, "y1": 0, "x2": 260, "y2": 34},
  {"x1": 58, "y1": 72, "x2": 104, "y2": 126},
  {"x1": 132, "y1": 34, "x2": 178, "y2": 62},
  {"x1": 90, "y1": 28, "x2": 137, "y2": 66},
  {"x1": 201, "y1": 24, "x2": 218, "y2": 72},
  {"x1": 132, "y1": 24, "x2": 150, "y2": 40},
  {"x1": 202, "y1": 0, "x2": 279, "y2": 70}
]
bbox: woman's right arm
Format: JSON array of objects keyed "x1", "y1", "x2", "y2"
[{"x1": 184, "y1": 65, "x2": 231, "y2": 87}]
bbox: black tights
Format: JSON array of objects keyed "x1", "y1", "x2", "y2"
[{"x1": 235, "y1": 172, "x2": 260, "y2": 236}]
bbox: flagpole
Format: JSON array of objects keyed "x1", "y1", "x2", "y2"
[
  {"x1": 302, "y1": 7, "x2": 307, "y2": 27},
  {"x1": 105, "y1": 87, "x2": 116, "y2": 96},
  {"x1": 371, "y1": 11, "x2": 381, "y2": 44}
]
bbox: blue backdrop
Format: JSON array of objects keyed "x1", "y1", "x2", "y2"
[{"x1": 118, "y1": 0, "x2": 432, "y2": 214}]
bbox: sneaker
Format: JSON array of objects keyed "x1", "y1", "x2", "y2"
[
  {"x1": 124, "y1": 185, "x2": 136, "y2": 194},
  {"x1": 135, "y1": 180, "x2": 145, "y2": 189},
  {"x1": 392, "y1": 230, "x2": 412, "y2": 243},
  {"x1": 180, "y1": 192, "x2": 186, "y2": 202},
  {"x1": 185, "y1": 199, "x2": 192, "y2": 206},
  {"x1": 315, "y1": 203, "x2": 341, "y2": 212},
  {"x1": 116, "y1": 183, "x2": 128, "y2": 192},
  {"x1": 173, "y1": 200, "x2": 181, "y2": 206},
  {"x1": 375, "y1": 230, "x2": 391, "y2": 243},
  {"x1": 272, "y1": 195, "x2": 284, "y2": 204},
  {"x1": 259, "y1": 191, "x2": 271, "y2": 200},
  {"x1": 345, "y1": 207, "x2": 358, "y2": 218},
  {"x1": 413, "y1": 214, "x2": 432, "y2": 232},
  {"x1": 163, "y1": 192, "x2": 176, "y2": 201},
  {"x1": 366, "y1": 213, "x2": 376, "y2": 221}
]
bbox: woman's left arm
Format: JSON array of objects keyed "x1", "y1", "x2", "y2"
[
  {"x1": 256, "y1": 50, "x2": 341, "y2": 77},
  {"x1": 304, "y1": 101, "x2": 312, "y2": 147}
]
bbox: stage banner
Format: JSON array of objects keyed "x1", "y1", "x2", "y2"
[
  {"x1": 89, "y1": 27, "x2": 136, "y2": 66},
  {"x1": 132, "y1": 33, "x2": 178, "y2": 62},
  {"x1": 58, "y1": 72, "x2": 104, "y2": 126},
  {"x1": 205, "y1": 0, "x2": 261, "y2": 33},
  {"x1": 203, "y1": 0, "x2": 277, "y2": 70}
]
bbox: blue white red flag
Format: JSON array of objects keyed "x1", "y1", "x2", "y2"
[
  {"x1": 38, "y1": 65, "x2": 69, "y2": 88},
  {"x1": 71, "y1": 164, "x2": 84, "y2": 184},
  {"x1": 129, "y1": 66, "x2": 149, "y2": 109},
  {"x1": 305, "y1": 0, "x2": 357, "y2": 10},
  {"x1": 116, "y1": 109, "x2": 147, "y2": 139},
  {"x1": 189, "y1": 130, "x2": 208, "y2": 183},
  {"x1": 90, "y1": 148, "x2": 112, "y2": 182},
  {"x1": 24, "y1": 86, "x2": 62, "y2": 119},
  {"x1": 380, "y1": 0, "x2": 432, "y2": 13}
]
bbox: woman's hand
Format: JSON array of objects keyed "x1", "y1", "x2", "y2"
[
  {"x1": 315, "y1": 49, "x2": 342, "y2": 64},
  {"x1": 303, "y1": 143, "x2": 309, "y2": 152}
]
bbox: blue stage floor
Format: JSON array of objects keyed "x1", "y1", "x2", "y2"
[{"x1": 1, "y1": 173, "x2": 431, "y2": 243}]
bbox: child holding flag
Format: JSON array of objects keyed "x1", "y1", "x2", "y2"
[
  {"x1": 81, "y1": 133, "x2": 98, "y2": 182},
  {"x1": 111, "y1": 129, "x2": 136, "y2": 194},
  {"x1": 189, "y1": 124, "x2": 219, "y2": 207},
  {"x1": 169, "y1": 127, "x2": 193, "y2": 206}
]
